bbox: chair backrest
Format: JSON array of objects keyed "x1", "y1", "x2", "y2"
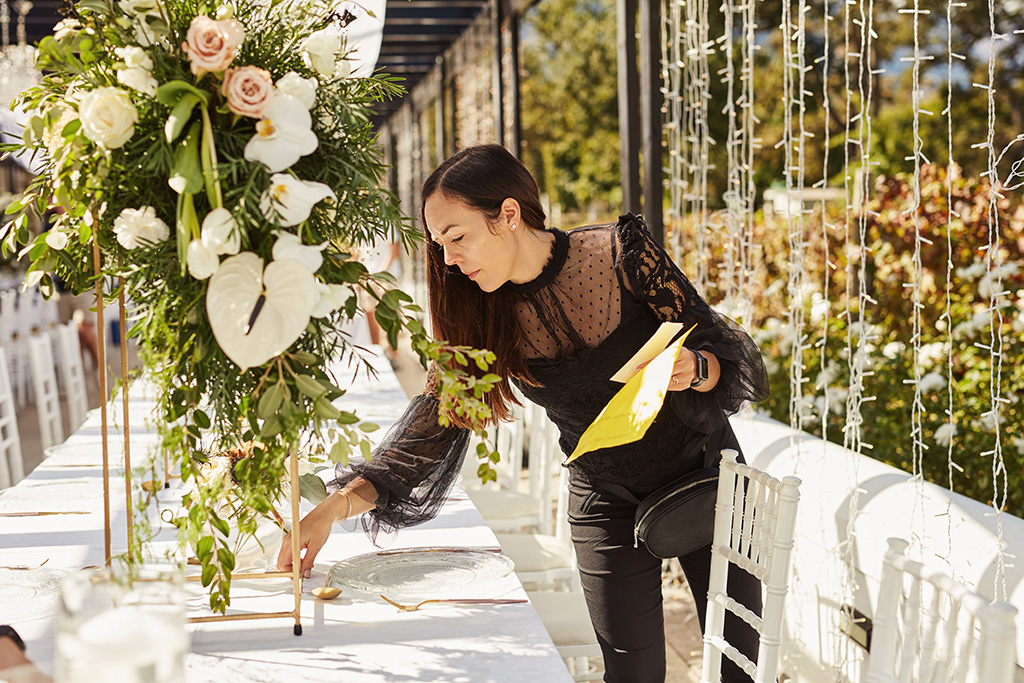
[
  {"x1": 0, "y1": 347, "x2": 24, "y2": 487},
  {"x1": 28, "y1": 333, "x2": 64, "y2": 450},
  {"x1": 56, "y1": 322, "x2": 89, "y2": 432},
  {"x1": 702, "y1": 449, "x2": 802, "y2": 683},
  {"x1": 866, "y1": 537, "x2": 1018, "y2": 683}
]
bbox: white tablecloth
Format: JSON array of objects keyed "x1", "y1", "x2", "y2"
[{"x1": 0, "y1": 351, "x2": 572, "y2": 682}]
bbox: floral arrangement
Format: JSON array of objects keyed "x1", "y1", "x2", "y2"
[{"x1": 2, "y1": 0, "x2": 500, "y2": 612}]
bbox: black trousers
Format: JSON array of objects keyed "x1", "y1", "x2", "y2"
[{"x1": 568, "y1": 478, "x2": 763, "y2": 683}]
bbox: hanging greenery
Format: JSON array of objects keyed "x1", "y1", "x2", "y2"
[{"x1": 0, "y1": 0, "x2": 499, "y2": 613}]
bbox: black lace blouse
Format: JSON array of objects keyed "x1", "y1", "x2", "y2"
[{"x1": 331, "y1": 213, "x2": 769, "y2": 539}]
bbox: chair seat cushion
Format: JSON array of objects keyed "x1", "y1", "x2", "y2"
[
  {"x1": 495, "y1": 533, "x2": 573, "y2": 572},
  {"x1": 527, "y1": 591, "x2": 597, "y2": 646},
  {"x1": 467, "y1": 489, "x2": 538, "y2": 520}
]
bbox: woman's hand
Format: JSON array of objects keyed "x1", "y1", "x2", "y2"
[
  {"x1": 667, "y1": 348, "x2": 721, "y2": 392},
  {"x1": 276, "y1": 490, "x2": 352, "y2": 578}
]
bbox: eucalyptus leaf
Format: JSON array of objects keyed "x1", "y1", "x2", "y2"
[{"x1": 298, "y1": 473, "x2": 328, "y2": 504}]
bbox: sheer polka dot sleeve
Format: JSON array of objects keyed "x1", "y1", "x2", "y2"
[
  {"x1": 616, "y1": 213, "x2": 769, "y2": 431},
  {"x1": 328, "y1": 368, "x2": 470, "y2": 543}
]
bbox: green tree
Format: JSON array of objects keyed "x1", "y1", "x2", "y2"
[{"x1": 519, "y1": 0, "x2": 621, "y2": 217}]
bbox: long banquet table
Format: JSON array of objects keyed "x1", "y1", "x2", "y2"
[{"x1": 0, "y1": 350, "x2": 573, "y2": 682}]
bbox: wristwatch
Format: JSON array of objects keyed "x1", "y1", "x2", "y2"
[
  {"x1": 690, "y1": 350, "x2": 708, "y2": 388},
  {"x1": 0, "y1": 624, "x2": 26, "y2": 653}
]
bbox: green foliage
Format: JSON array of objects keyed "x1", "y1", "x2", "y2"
[
  {"x1": 737, "y1": 164, "x2": 1024, "y2": 515},
  {"x1": 519, "y1": 0, "x2": 621, "y2": 216},
  {"x1": 0, "y1": 0, "x2": 501, "y2": 613}
]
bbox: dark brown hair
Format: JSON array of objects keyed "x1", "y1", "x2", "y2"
[{"x1": 421, "y1": 144, "x2": 546, "y2": 427}]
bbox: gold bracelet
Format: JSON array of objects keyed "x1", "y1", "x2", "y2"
[{"x1": 338, "y1": 490, "x2": 352, "y2": 522}]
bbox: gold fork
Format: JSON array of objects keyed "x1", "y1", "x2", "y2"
[{"x1": 379, "y1": 594, "x2": 527, "y2": 612}]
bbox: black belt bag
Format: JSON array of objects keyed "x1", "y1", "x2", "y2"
[{"x1": 600, "y1": 429, "x2": 724, "y2": 559}]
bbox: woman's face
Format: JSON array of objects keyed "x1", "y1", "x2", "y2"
[{"x1": 424, "y1": 192, "x2": 516, "y2": 293}]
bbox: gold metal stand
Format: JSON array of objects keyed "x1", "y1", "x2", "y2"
[{"x1": 94, "y1": 244, "x2": 302, "y2": 633}]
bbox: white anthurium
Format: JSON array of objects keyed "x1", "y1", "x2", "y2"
[
  {"x1": 271, "y1": 230, "x2": 327, "y2": 273},
  {"x1": 311, "y1": 281, "x2": 349, "y2": 318},
  {"x1": 243, "y1": 95, "x2": 318, "y2": 173},
  {"x1": 205, "y1": 252, "x2": 318, "y2": 370},
  {"x1": 274, "y1": 72, "x2": 317, "y2": 110},
  {"x1": 187, "y1": 238, "x2": 220, "y2": 280},
  {"x1": 259, "y1": 173, "x2": 336, "y2": 227},
  {"x1": 201, "y1": 208, "x2": 241, "y2": 255}
]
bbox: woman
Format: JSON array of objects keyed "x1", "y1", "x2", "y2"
[{"x1": 278, "y1": 144, "x2": 769, "y2": 682}]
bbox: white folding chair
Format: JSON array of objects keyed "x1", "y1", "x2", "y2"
[
  {"x1": 527, "y1": 590, "x2": 604, "y2": 682},
  {"x1": 866, "y1": 537, "x2": 1018, "y2": 683},
  {"x1": 702, "y1": 449, "x2": 802, "y2": 683},
  {"x1": 0, "y1": 347, "x2": 25, "y2": 488},
  {"x1": 28, "y1": 333, "x2": 64, "y2": 450},
  {"x1": 56, "y1": 322, "x2": 89, "y2": 433}
]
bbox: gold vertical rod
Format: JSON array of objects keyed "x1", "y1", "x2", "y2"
[
  {"x1": 289, "y1": 449, "x2": 302, "y2": 635},
  {"x1": 93, "y1": 240, "x2": 111, "y2": 564},
  {"x1": 118, "y1": 281, "x2": 133, "y2": 558}
]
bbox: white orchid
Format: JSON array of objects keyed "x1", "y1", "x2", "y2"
[
  {"x1": 201, "y1": 208, "x2": 241, "y2": 256},
  {"x1": 275, "y1": 72, "x2": 318, "y2": 110},
  {"x1": 259, "y1": 173, "x2": 335, "y2": 227},
  {"x1": 311, "y1": 281, "x2": 349, "y2": 318},
  {"x1": 187, "y1": 239, "x2": 220, "y2": 280},
  {"x1": 243, "y1": 95, "x2": 319, "y2": 173},
  {"x1": 271, "y1": 230, "x2": 327, "y2": 273}
]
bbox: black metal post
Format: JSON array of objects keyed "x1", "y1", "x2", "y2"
[
  {"x1": 617, "y1": 0, "x2": 641, "y2": 214},
  {"x1": 508, "y1": 11, "x2": 522, "y2": 157},
  {"x1": 639, "y1": 0, "x2": 663, "y2": 242},
  {"x1": 492, "y1": 0, "x2": 505, "y2": 147}
]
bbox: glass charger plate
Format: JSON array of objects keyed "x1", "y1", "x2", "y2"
[{"x1": 328, "y1": 548, "x2": 515, "y2": 601}]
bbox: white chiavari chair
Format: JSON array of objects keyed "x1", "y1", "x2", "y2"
[
  {"x1": 28, "y1": 333, "x2": 64, "y2": 451},
  {"x1": 702, "y1": 449, "x2": 802, "y2": 683},
  {"x1": 0, "y1": 347, "x2": 24, "y2": 488},
  {"x1": 56, "y1": 322, "x2": 89, "y2": 433},
  {"x1": 866, "y1": 537, "x2": 1018, "y2": 683}
]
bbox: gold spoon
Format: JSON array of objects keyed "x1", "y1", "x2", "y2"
[{"x1": 311, "y1": 574, "x2": 341, "y2": 600}]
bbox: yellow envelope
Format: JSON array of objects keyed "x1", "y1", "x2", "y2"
[{"x1": 565, "y1": 324, "x2": 696, "y2": 464}]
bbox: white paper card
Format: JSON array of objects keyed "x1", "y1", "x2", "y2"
[{"x1": 609, "y1": 321, "x2": 686, "y2": 383}]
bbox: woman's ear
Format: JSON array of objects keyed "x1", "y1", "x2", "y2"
[{"x1": 500, "y1": 197, "x2": 521, "y2": 229}]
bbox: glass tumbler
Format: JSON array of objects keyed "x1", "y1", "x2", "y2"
[{"x1": 54, "y1": 563, "x2": 187, "y2": 683}]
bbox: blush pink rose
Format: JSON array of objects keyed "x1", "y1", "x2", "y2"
[
  {"x1": 221, "y1": 66, "x2": 274, "y2": 118},
  {"x1": 182, "y1": 15, "x2": 245, "y2": 75}
]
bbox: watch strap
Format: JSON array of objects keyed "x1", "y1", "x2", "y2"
[{"x1": 690, "y1": 350, "x2": 708, "y2": 388}]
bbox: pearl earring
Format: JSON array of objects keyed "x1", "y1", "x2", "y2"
[{"x1": 511, "y1": 223, "x2": 517, "y2": 231}]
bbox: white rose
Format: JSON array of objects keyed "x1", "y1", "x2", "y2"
[
  {"x1": 187, "y1": 239, "x2": 220, "y2": 279},
  {"x1": 116, "y1": 67, "x2": 158, "y2": 97},
  {"x1": 274, "y1": 72, "x2": 318, "y2": 110},
  {"x1": 45, "y1": 231, "x2": 70, "y2": 251},
  {"x1": 311, "y1": 281, "x2": 349, "y2": 318},
  {"x1": 201, "y1": 208, "x2": 240, "y2": 256},
  {"x1": 271, "y1": 230, "x2": 327, "y2": 273},
  {"x1": 112, "y1": 206, "x2": 170, "y2": 250},
  {"x1": 113, "y1": 46, "x2": 153, "y2": 71},
  {"x1": 301, "y1": 25, "x2": 342, "y2": 76},
  {"x1": 78, "y1": 87, "x2": 138, "y2": 149}
]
